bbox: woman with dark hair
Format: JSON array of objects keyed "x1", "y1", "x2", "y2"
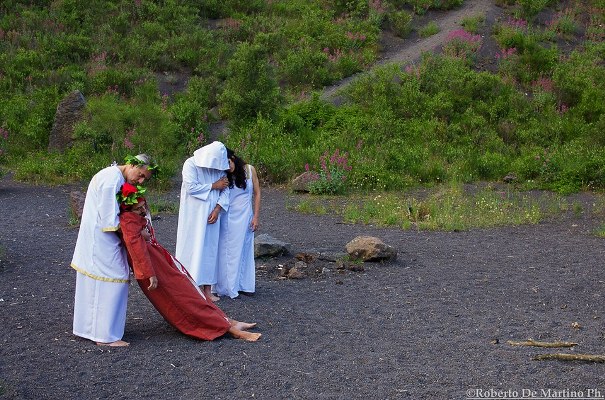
[
  {"x1": 117, "y1": 184, "x2": 261, "y2": 342},
  {"x1": 215, "y1": 148, "x2": 261, "y2": 299}
]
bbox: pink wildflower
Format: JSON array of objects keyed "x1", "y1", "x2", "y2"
[
  {"x1": 446, "y1": 29, "x2": 481, "y2": 44},
  {"x1": 223, "y1": 18, "x2": 241, "y2": 30},
  {"x1": 369, "y1": 0, "x2": 385, "y2": 14},
  {"x1": 557, "y1": 104, "x2": 569, "y2": 114},
  {"x1": 495, "y1": 47, "x2": 517, "y2": 60},
  {"x1": 505, "y1": 17, "x2": 527, "y2": 31},
  {"x1": 124, "y1": 137, "x2": 134, "y2": 150},
  {"x1": 532, "y1": 76, "x2": 554, "y2": 93}
]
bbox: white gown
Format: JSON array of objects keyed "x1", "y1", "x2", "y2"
[
  {"x1": 175, "y1": 141, "x2": 230, "y2": 286},
  {"x1": 215, "y1": 164, "x2": 256, "y2": 298},
  {"x1": 71, "y1": 165, "x2": 129, "y2": 343}
]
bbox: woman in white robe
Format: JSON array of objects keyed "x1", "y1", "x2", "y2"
[
  {"x1": 215, "y1": 149, "x2": 261, "y2": 299},
  {"x1": 71, "y1": 155, "x2": 155, "y2": 347},
  {"x1": 175, "y1": 141, "x2": 230, "y2": 302}
]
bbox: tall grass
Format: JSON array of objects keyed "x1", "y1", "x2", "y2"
[{"x1": 292, "y1": 183, "x2": 575, "y2": 231}]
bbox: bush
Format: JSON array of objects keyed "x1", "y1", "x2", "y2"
[
  {"x1": 460, "y1": 14, "x2": 485, "y2": 34},
  {"x1": 218, "y1": 42, "x2": 282, "y2": 124},
  {"x1": 307, "y1": 149, "x2": 352, "y2": 195},
  {"x1": 419, "y1": 21, "x2": 440, "y2": 37},
  {"x1": 442, "y1": 29, "x2": 482, "y2": 65},
  {"x1": 517, "y1": 0, "x2": 554, "y2": 20},
  {"x1": 388, "y1": 11, "x2": 413, "y2": 38}
]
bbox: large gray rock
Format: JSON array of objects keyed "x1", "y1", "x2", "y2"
[
  {"x1": 345, "y1": 236, "x2": 397, "y2": 262},
  {"x1": 48, "y1": 90, "x2": 86, "y2": 152},
  {"x1": 254, "y1": 233, "x2": 291, "y2": 257}
]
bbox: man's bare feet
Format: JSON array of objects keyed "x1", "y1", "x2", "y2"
[
  {"x1": 202, "y1": 285, "x2": 220, "y2": 302},
  {"x1": 230, "y1": 320, "x2": 257, "y2": 331},
  {"x1": 96, "y1": 340, "x2": 129, "y2": 347},
  {"x1": 229, "y1": 329, "x2": 262, "y2": 342}
]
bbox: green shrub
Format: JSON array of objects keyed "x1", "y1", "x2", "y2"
[
  {"x1": 218, "y1": 42, "x2": 283, "y2": 124},
  {"x1": 0, "y1": 86, "x2": 60, "y2": 150},
  {"x1": 553, "y1": 43, "x2": 605, "y2": 123},
  {"x1": 493, "y1": 18, "x2": 529, "y2": 51},
  {"x1": 280, "y1": 46, "x2": 331, "y2": 87},
  {"x1": 442, "y1": 29, "x2": 482, "y2": 66},
  {"x1": 87, "y1": 66, "x2": 151, "y2": 97},
  {"x1": 547, "y1": 9, "x2": 578, "y2": 39},
  {"x1": 307, "y1": 149, "x2": 352, "y2": 195},
  {"x1": 517, "y1": 0, "x2": 554, "y2": 20},
  {"x1": 419, "y1": 21, "x2": 440, "y2": 38},
  {"x1": 388, "y1": 10, "x2": 413, "y2": 38},
  {"x1": 460, "y1": 14, "x2": 485, "y2": 34}
]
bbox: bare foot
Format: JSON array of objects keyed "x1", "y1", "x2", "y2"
[
  {"x1": 96, "y1": 340, "x2": 129, "y2": 347},
  {"x1": 202, "y1": 286, "x2": 220, "y2": 302},
  {"x1": 229, "y1": 329, "x2": 262, "y2": 342},
  {"x1": 231, "y1": 320, "x2": 257, "y2": 331}
]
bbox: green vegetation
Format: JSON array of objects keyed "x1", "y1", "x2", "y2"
[
  {"x1": 460, "y1": 14, "x2": 485, "y2": 34},
  {"x1": 291, "y1": 183, "x2": 581, "y2": 231},
  {"x1": 419, "y1": 21, "x2": 440, "y2": 37},
  {"x1": 388, "y1": 10, "x2": 414, "y2": 38},
  {"x1": 1, "y1": 1, "x2": 605, "y2": 224}
]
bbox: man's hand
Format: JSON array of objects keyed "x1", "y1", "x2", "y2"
[
  {"x1": 212, "y1": 176, "x2": 229, "y2": 190},
  {"x1": 207, "y1": 208, "x2": 220, "y2": 224}
]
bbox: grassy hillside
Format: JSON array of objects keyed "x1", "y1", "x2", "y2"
[{"x1": 0, "y1": 0, "x2": 604, "y2": 195}]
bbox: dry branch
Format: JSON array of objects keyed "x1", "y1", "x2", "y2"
[
  {"x1": 506, "y1": 339, "x2": 577, "y2": 348},
  {"x1": 534, "y1": 353, "x2": 605, "y2": 363}
]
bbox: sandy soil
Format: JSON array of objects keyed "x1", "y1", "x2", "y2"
[{"x1": 1, "y1": 177, "x2": 605, "y2": 399}]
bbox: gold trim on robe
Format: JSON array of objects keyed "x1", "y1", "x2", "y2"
[{"x1": 70, "y1": 263, "x2": 130, "y2": 283}]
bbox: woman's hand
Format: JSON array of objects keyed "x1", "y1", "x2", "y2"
[
  {"x1": 250, "y1": 216, "x2": 259, "y2": 231},
  {"x1": 148, "y1": 276, "x2": 158, "y2": 290},
  {"x1": 211, "y1": 176, "x2": 229, "y2": 190}
]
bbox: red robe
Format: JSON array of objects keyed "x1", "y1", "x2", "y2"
[{"x1": 120, "y1": 211, "x2": 231, "y2": 340}]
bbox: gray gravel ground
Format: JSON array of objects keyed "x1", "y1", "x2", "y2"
[{"x1": 1, "y1": 177, "x2": 605, "y2": 400}]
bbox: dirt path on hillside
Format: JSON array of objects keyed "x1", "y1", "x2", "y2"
[{"x1": 321, "y1": 0, "x2": 501, "y2": 101}]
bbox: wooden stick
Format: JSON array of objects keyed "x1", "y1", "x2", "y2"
[
  {"x1": 534, "y1": 353, "x2": 605, "y2": 363},
  {"x1": 506, "y1": 339, "x2": 577, "y2": 348}
]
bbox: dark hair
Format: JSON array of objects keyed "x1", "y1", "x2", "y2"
[{"x1": 226, "y1": 148, "x2": 247, "y2": 190}]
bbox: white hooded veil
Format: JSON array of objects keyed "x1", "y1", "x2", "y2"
[{"x1": 193, "y1": 141, "x2": 229, "y2": 170}]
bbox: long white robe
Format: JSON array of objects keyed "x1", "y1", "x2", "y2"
[
  {"x1": 175, "y1": 142, "x2": 230, "y2": 286},
  {"x1": 215, "y1": 165, "x2": 256, "y2": 298},
  {"x1": 71, "y1": 165, "x2": 129, "y2": 343}
]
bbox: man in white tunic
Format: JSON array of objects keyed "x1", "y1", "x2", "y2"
[
  {"x1": 71, "y1": 155, "x2": 155, "y2": 347},
  {"x1": 176, "y1": 141, "x2": 230, "y2": 302}
]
